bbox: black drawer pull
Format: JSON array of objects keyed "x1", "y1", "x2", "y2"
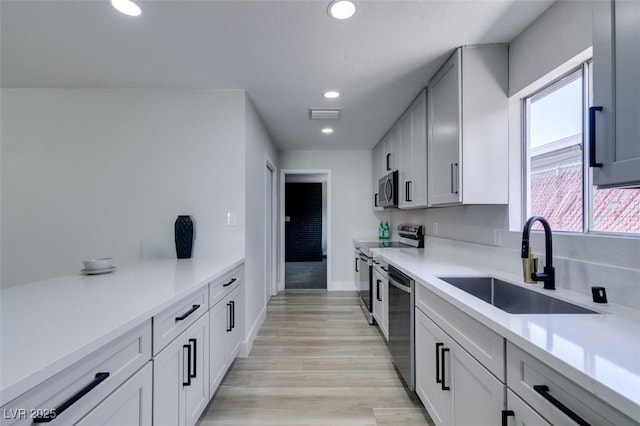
[
  {"x1": 376, "y1": 280, "x2": 382, "y2": 302},
  {"x1": 230, "y1": 300, "x2": 236, "y2": 330},
  {"x1": 226, "y1": 303, "x2": 232, "y2": 332},
  {"x1": 223, "y1": 278, "x2": 237, "y2": 287},
  {"x1": 33, "y1": 372, "x2": 110, "y2": 423},
  {"x1": 189, "y1": 338, "x2": 197, "y2": 379},
  {"x1": 175, "y1": 304, "x2": 200, "y2": 322},
  {"x1": 183, "y1": 344, "x2": 192, "y2": 386},
  {"x1": 501, "y1": 410, "x2": 514, "y2": 426},
  {"x1": 534, "y1": 385, "x2": 591, "y2": 426},
  {"x1": 435, "y1": 342, "x2": 443, "y2": 384},
  {"x1": 588, "y1": 106, "x2": 603, "y2": 168},
  {"x1": 441, "y1": 347, "x2": 450, "y2": 391}
]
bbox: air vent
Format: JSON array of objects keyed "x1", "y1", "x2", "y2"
[{"x1": 309, "y1": 108, "x2": 342, "y2": 120}]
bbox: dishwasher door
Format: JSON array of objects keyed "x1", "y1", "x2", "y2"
[{"x1": 388, "y1": 266, "x2": 415, "y2": 391}]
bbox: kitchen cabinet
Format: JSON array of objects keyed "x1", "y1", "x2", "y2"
[
  {"x1": 372, "y1": 264, "x2": 388, "y2": 340},
  {"x1": 372, "y1": 127, "x2": 400, "y2": 210},
  {"x1": 592, "y1": 0, "x2": 640, "y2": 188},
  {"x1": 372, "y1": 141, "x2": 385, "y2": 210},
  {"x1": 415, "y1": 308, "x2": 504, "y2": 426},
  {"x1": 153, "y1": 312, "x2": 209, "y2": 426},
  {"x1": 209, "y1": 269, "x2": 244, "y2": 398},
  {"x1": 76, "y1": 362, "x2": 152, "y2": 426},
  {"x1": 427, "y1": 45, "x2": 508, "y2": 206},
  {"x1": 0, "y1": 321, "x2": 151, "y2": 426},
  {"x1": 504, "y1": 389, "x2": 551, "y2": 426},
  {"x1": 398, "y1": 89, "x2": 428, "y2": 209},
  {"x1": 506, "y1": 342, "x2": 636, "y2": 426}
]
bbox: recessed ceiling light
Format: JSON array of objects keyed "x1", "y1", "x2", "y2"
[
  {"x1": 111, "y1": 0, "x2": 141, "y2": 17},
  {"x1": 324, "y1": 91, "x2": 340, "y2": 99},
  {"x1": 328, "y1": 0, "x2": 356, "y2": 20},
  {"x1": 322, "y1": 128, "x2": 334, "y2": 134}
]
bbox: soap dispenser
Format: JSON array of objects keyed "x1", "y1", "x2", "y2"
[{"x1": 522, "y1": 248, "x2": 538, "y2": 283}]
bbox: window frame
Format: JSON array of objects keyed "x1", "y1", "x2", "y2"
[{"x1": 521, "y1": 59, "x2": 639, "y2": 238}]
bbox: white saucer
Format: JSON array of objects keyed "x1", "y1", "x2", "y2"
[{"x1": 82, "y1": 266, "x2": 116, "y2": 275}]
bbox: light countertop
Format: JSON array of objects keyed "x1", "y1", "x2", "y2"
[
  {"x1": 369, "y1": 246, "x2": 640, "y2": 422},
  {"x1": 0, "y1": 256, "x2": 244, "y2": 406}
]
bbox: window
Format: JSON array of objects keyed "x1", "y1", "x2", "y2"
[{"x1": 524, "y1": 62, "x2": 640, "y2": 235}]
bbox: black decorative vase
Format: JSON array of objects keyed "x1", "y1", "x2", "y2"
[{"x1": 175, "y1": 215, "x2": 194, "y2": 259}]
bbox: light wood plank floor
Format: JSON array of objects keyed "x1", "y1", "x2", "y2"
[{"x1": 199, "y1": 290, "x2": 434, "y2": 426}]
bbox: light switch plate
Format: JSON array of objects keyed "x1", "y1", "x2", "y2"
[{"x1": 227, "y1": 212, "x2": 236, "y2": 226}]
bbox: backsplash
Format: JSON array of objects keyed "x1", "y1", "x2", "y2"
[{"x1": 390, "y1": 206, "x2": 640, "y2": 311}]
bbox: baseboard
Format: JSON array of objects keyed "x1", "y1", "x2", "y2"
[
  {"x1": 239, "y1": 304, "x2": 266, "y2": 357},
  {"x1": 328, "y1": 280, "x2": 357, "y2": 291}
]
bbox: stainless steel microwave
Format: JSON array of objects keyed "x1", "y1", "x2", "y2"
[{"x1": 377, "y1": 170, "x2": 398, "y2": 208}]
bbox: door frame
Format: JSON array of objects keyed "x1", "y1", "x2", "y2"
[
  {"x1": 266, "y1": 158, "x2": 278, "y2": 300},
  {"x1": 279, "y1": 169, "x2": 332, "y2": 291}
]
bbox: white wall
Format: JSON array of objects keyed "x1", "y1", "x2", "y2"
[
  {"x1": 388, "y1": 0, "x2": 639, "y2": 309},
  {"x1": 279, "y1": 151, "x2": 379, "y2": 290},
  {"x1": 509, "y1": 0, "x2": 592, "y2": 96},
  {"x1": 1, "y1": 89, "x2": 246, "y2": 288},
  {"x1": 243, "y1": 93, "x2": 278, "y2": 348}
]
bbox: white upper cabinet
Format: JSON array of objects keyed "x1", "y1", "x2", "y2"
[
  {"x1": 427, "y1": 45, "x2": 509, "y2": 206},
  {"x1": 399, "y1": 90, "x2": 428, "y2": 209},
  {"x1": 592, "y1": 0, "x2": 640, "y2": 188}
]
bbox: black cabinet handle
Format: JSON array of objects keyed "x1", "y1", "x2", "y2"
[
  {"x1": 534, "y1": 385, "x2": 591, "y2": 426},
  {"x1": 183, "y1": 344, "x2": 192, "y2": 386},
  {"x1": 441, "y1": 347, "x2": 450, "y2": 391},
  {"x1": 435, "y1": 342, "x2": 443, "y2": 384},
  {"x1": 501, "y1": 410, "x2": 514, "y2": 426},
  {"x1": 589, "y1": 106, "x2": 603, "y2": 168},
  {"x1": 189, "y1": 338, "x2": 197, "y2": 379},
  {"x1": 355, "y1": 258, "x2": 359, "y2": 273},
  {"x1": 406, "y1": 181, "x2": 412, "y2": 202},
  {"x1": 376, "y1": 280, "x2": 382, "y2": 301},
  {"x1": 230, "y1": 300, "x2": 236, "y2": 330},
  {"x1": 223, "y1": 278, "x2": 237, "y2": 287},
  {"x1": 386, "y1": 153, "x2": 391, "y2": 171},
  {"x1": 226, "y1": 302, "x2": 232, "y2": 332},
  {"x1": 175, "y1": 304, "x2": 200, "y2": 322},
  {"x1": 374, "y1": 193, "x2": 378, "y2": 207},
  {"x1": 32, "y1": 372, "x2": 110, "y2": 423}
]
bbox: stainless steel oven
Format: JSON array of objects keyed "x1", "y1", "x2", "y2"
[
  {"x1": 356, "y1": 248, "x2": 374, "y2": 324},
  {"x1": 388, "y1": 265, "x2": 415, "y2": 391}
]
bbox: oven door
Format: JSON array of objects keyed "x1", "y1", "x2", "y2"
[{"x1": 357, "y1": 252, "x2": 374, "y2": 324}]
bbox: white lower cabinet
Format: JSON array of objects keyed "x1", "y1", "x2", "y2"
[
  {"x1": 209, "y1": 277, "x2": 244, "y2": 399},
  {"x1": 0, "y1": 321, "x2": 151, "y2": 426},
  {"x1": 506, "y1": 342, "x2": 637, "y2": 426},
  {"x1": 504, "y1": 389, "x2": 551, "y2": 426},
  {"x1": 372, "y1": 266, "x2": 388, "y2": 340},
  {"x1": 415, "y1": 308, "x2": 504, "y2": 426},
  {"x1": 153, "y1": 312, "x2": 209, "y2": 426},
  {"x1": 76, "y1": 362, "x2": 152, "y2": 426}
]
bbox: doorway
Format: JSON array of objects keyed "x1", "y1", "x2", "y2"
[
  {"x1": 265, "y1": 160, "x2": 277, "y2": 304},
  {"x1": 279, "y1": 170, "x2": 331, "y2": 291}
]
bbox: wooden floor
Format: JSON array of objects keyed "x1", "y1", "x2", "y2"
[{"x1": 199, "y1": 290, "x2": 433, "y2": 426}]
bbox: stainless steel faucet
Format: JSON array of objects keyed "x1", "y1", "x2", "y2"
[{"x1": 521, "y1": 216, "x2": 556, "y2": 290}]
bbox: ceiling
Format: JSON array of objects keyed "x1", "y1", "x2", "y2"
[{"x1": 1, "y1": 0, "x2": 553, "y2": 151}]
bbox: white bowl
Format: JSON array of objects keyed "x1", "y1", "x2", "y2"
[{"x1": 83, "y1": 257, "x2": 113, "y2": 271}]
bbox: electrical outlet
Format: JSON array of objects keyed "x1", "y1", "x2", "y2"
[
  {"x1": 493, "y1": 228, "x2": 502, "y2": 246},
  {"x1": 227, "y1": 212, "x2": 236, "y2": 226}
]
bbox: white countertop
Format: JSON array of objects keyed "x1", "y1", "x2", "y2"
[
  {"x1": 369, "y1": 246, "x2": 640, "y2": 422},
  {"x1": 0, "y1": 256, "x2": 244, "y2": 406}
]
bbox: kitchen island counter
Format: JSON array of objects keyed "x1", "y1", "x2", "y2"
[{"x1": 0, "y1": 256, "x2": 244, "y2": 406}]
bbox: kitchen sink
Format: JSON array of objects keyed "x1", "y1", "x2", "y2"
[{"x1": 437, "y1": 276, "x2": 598, "y2": 314}]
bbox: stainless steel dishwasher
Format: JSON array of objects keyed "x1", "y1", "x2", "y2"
[{"x1": 387, "y1": 265, "x2": 415, "y2": 391}]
